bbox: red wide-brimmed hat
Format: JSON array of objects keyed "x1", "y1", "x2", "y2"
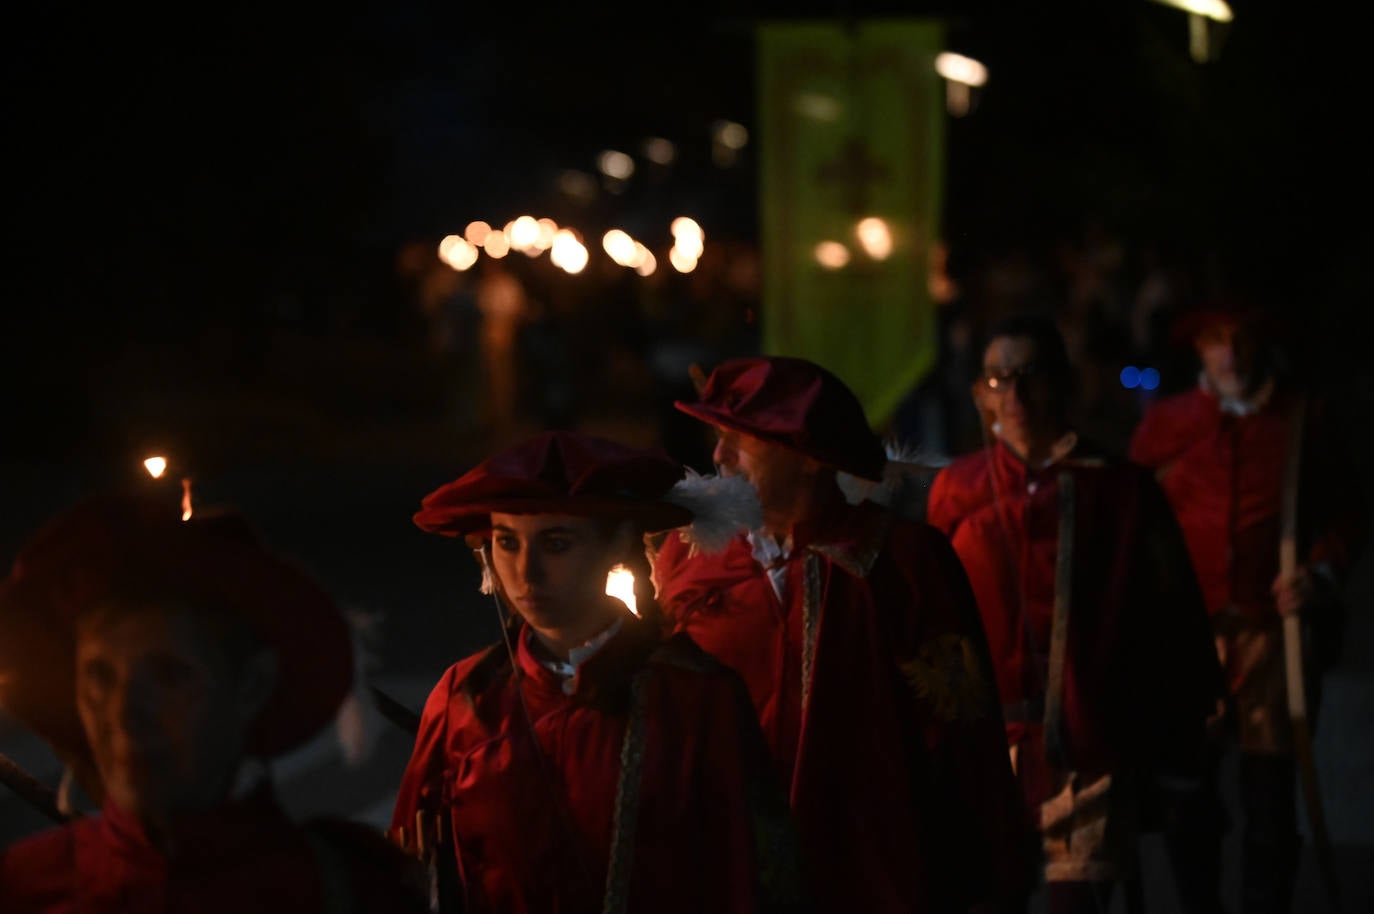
[
  {"x1": 675, "y1": 355, "x2": 887, "y2": 482},
  {"x1": 415, "y1": 431, "x2": 697, "y2": 538},
  {"x1": 0, "y1": 493, "x2": 353, "y2": 768}
]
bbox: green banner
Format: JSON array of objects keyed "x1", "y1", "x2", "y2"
[{"x1": 757, "y1": 19, "x2": 946, "y2": 428}]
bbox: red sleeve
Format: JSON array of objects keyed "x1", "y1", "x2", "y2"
[
  {"x1": 0, "y1": 823, "x2": 78, "y2": 910},
  {"x1": 390, "y1": 663, "x2": 465, "y2": 833},
  {"x1": 924, "y1": 465, "x2": 960, "y2": 536}
]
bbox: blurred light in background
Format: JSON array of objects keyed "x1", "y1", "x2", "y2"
[
  {"x1": 483, "y1": 229, "x2": 511, "y2": 259},
  {"x1": 668, "y1": 245, "x2": 698, "y2": 273},
  {"x1": 1120, "y1": 366, "x2": 1161, "y2": 390},
  {"x1": 1149, "y1": 0, "x2": 1233, "y2": 20},
  {"x1": 712, "y1": 119, "x2": 749, "y2": 167},
  {"x1": 1149, "y1": 0, "x2": 1234, "y2": 62},
  {"x1": 143, "y1": 456, "x2": 167, "y2": 479},
  {"x1": 464, "y1": 220, "x2": 492, "y2": 245},
  {"x1": 935, "y1": 52, "x2": 989, "y2": 117},
  {"x1": 815, "y1": 241, "x2": 850, "y2": 270},
  {"x1": 855, "y1": 217, "x2": 893, "y2": 260},
  {"x1": 509, "y1": 215, "x2": 540, "y2": 252},
  {"x1": 603, "y1": 229, "x2": 638, "y2": 266},
  {"x1": 935, "y1": 52, "x2": 989, "y2": 86},
  {"x1": 598, "y1": 150, "x2": 635, "y2": 180},
  {"x1": 670, "y1": 217, "x2": 705, "y2": 267},
  {"x1": 440, "y1": 234, "x2": 480, "y2": 271},
  {"x1": 634, "y1": 247, "x2": 657, "y2": 277},
  {"x1": 551, "y1": 229, "x2": 589, "y2": 274},
  {"x1": 643, "y1": 137, "x2": 676, "y2": 165},
  {"x1": 535, "y1": 218, "x2": 559, "y2": 250}
]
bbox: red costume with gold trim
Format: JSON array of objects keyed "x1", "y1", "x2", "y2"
[
  {"x1": 654, "y1": 499, "x2": 1029, "y2": 913},
  {"x1": 391, "y1": 611, "x2": 802, "y2": 914},
  {"x1": 925, "y1": 440, "x2": 1222, "y2": 842}
]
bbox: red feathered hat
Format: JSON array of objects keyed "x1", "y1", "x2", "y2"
[
  {"x1": 675, "y1": 355, "x2": 887, "y2": 482},
  {"x1": 414, "y1": 431, "x2": 696, "y2": 538},
  {"x1": 0, "y1": 493, "x2": 353, "y2": 769}
]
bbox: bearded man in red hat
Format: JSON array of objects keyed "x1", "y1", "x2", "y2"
[
  {"x1": 651, "y1": 355, "x2": 1030, "y2": 914},
  {"x1": 1128, "y1": 296, "x2": 1368, "y2": 914},
  {"x1": 925, "y1": 313, "x2": 1224, "y2": 914},
  {"x1": 392, "y1": 430, "x2": 805, "y2": 914},
  {"x1": 0, "y1": 493, "x2": 428, "y2": 913}
]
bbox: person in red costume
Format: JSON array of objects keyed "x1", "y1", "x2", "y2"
[
  {"x1": 391, "y1": 430, "x2": 805, "y2": 914},
  {"x1": 1129, "y1": 297, "x2": 1367, "y2": 914},
  {"x1": 652, "y1": 355, "x2": 1031, "y2": 914},
  {"x1": 0, "y1": 493, "x2": 427, "y2": 914},
  {"x1": 925, "y1": 313, "x2": 1224, "y2": 914}
]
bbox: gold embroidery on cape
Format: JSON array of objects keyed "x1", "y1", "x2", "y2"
[{"x1": 900, "y1": 632, "x2": 992, "y2": 722}]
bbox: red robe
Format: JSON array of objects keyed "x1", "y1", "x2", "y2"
[
  {"x1": 0, "y1": 785, "x2": 426, "y2": 914},
  {"x1": 653, "y1": 500, "x2": 1030, "y2": 913},
  {"x1": 391, "y1": 609, "x2": 802, "y2": 914},
  {"x1": 1128, "y1": 385, "x2": 1366, "y2": 751},
  {"x1": 925, "y1": 439, "x2": 1223, "y2": 815},
  {"x1": 1128, "y1": 386, "x2": 1362, "y2": 620}
]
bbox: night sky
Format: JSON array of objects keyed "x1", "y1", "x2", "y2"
[{"x1": 4, "y1": 1, "x2": 1370, "y2": 467}]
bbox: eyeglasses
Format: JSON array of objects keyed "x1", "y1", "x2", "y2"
[{"x1": 980, "y1": 364, "x2": 1043, "y2": 392}]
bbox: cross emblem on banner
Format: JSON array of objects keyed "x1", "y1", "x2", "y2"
[{"x1": 816, "y1": 136, "x2": 890, "y2": 214}]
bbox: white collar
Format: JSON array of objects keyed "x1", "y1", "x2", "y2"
[
  {"x1": 1200, "y1": 372, "x2": 1274, "y2": 416},
  {"x1": 534, "y1": 617, "x2": 624, "y2": 694}
]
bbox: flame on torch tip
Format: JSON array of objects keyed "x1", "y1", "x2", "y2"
[
  {"x1": 181, "y1": 478, "x2": 193, "y2": 521},
  {"x1": 143, "y1": 456, "x2": 168, "y2": 479},
  {"x1": 606, "y1": 565, "x2": 637, "y2": 616}
]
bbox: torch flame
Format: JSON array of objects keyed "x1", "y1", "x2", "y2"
[
  {"x1": 143, "y1": 456, "x2": 168, "y2": 479},
  {"x1": 181, "y1": 478, "x2": 193, "y2": 521},
  {"x1": 605, "y1": 565, "x2": 637, "y2": 616}
]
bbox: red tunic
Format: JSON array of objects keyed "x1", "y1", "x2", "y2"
[
  {"x1": 926, "y1": 439, "x2": 1223, "y2": 813},
  {"x1": 653, "y1": 500, "x2": 1030, "y2": 913},
  {"x1": 1128, "y1": 386, "x2": 1361, "y2": 619},
  {"x1": 0, "y1": 786, "x2": 426, "y2": 914},
  {"x1": 391, "y1": 611, "x2": 802, "y2": 914}
]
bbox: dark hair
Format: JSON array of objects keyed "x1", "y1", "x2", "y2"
[{"x1": 984, "y1": 311, "x2": 1076, "y2": 406}]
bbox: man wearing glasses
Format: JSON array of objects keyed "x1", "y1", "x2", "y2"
[{"x1": 926, "y1": 312, "x2": 1224, "y2": 914}]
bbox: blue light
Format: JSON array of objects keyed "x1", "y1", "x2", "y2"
[
  {"x1": 1120, "y1": 365, "x2": 1141, "y2": 389},
  {"x1": 1140, "y1": 367, "x2": 1160, "y2": 391}
]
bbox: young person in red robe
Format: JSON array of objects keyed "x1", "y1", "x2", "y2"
[
  {"x1": 652, "y1": 355, "x2": 1031, "y2": 914},
  {"x1": 925, "y1": 313, "x2": 1225, "y2": 914},
  {"x1": 1129, "y1": 298, "x2": 1368, "y2": 914},
  {"x1": 0, "y1": 493, "x2": 427, "y2": 914},
  {"x1": 391, "y1": 429, "x2": 804, "y2": 914}
]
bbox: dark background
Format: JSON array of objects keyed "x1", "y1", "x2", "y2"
[
  {"x1": 4, "y1": 1, "x2": 1371, "y2": 471},
  {"x1": 3, "y1": 4, "x2": 1372, "y2": 910}
]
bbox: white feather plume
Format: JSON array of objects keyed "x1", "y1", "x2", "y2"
[
  {"x1": 836, "y1": 438, "x2": 949, "y2": 520},
  {"x1": 665, "y1": 469, "x2": 763, "y2": 554}
]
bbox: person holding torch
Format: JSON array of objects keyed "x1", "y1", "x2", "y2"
[{"x1": 391, "y1": 429, "x2": 805, "y2": 914}]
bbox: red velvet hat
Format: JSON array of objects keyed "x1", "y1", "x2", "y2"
[
  {"x1": 414, "y1": 430, "x2": 696, "y2": 538},
  {"x1": 675, "y1": 356, "x2": 887, "y2": 482},
  {"x1": 0, "y1": 493, "x2": 353, "y2": 767}
]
